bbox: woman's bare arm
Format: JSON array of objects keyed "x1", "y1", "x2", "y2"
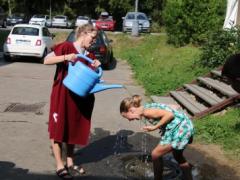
[{"x1": 43, "y1": 52, "x2": 76, "y2": 65}]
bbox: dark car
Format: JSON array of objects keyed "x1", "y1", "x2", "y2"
[
  {"x1": 66, "y1": 29, "x2": 113, "y2": 69},
  {"x1": 6, "y1": 14, "x2": 26, "y2": 26}
]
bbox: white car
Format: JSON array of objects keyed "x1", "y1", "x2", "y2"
[
  {"x1": 75, "y1": 16, "x2": 90, "y2": 27},
  {"x1": 122, "y1": 12, "x2": 151, "y2": 33},
  {"x1": 3, "y1": 24, "x2": 54, "y2": 62},
  {"x1": 52, "y1": 15, "x2": 69, "y2": 28},
  {"x1": 29, "y1": 14, "x2": 49, "y2": 26}
]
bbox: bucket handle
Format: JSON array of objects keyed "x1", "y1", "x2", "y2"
[{"x1": 76, "y1": 53, "x2": 102, "y2": 78}]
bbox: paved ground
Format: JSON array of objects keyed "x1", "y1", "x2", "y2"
[
  {"x1": 0, "y1": 58, "x2": 164, "y2": 180},
  {"x1": 1, "y1": 57, "x2": 239, "y2": 180}
]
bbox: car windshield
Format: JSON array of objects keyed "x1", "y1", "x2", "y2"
[
  {"x1": 33, "y1": 15, "x2": 45, "y2": 18},
  {"x1": 54, "y1": 16, "x2": 66, "y2": 19},
  {"x1": 9, "y1": 14, "x2": 23, "y2": 18},
  {"x1": 12, "y1": 27, "x2": 39, "y2": 36},
  {"x1": 78, "y1": 16, "x2": 88, "y2": 20},
  {"x1": 137, "y1": 14, "x2": 147, "y2": 20},
  {"x1": 126, "y1": 14, "x2": 135, "y2": 19},
  {"x1": 126, "y1": 13, "x2": 147, "y2": 20}
]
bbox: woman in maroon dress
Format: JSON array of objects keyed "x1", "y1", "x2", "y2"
[{"x1": 44, "y1": 24, "x2": 101, "y2": 179}]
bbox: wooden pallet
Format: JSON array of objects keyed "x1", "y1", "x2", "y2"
[{"x1": 152, "y1": 69, "x2": 240, "y2": 119}]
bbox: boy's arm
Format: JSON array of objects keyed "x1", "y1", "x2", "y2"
[{"x1": 142, "y1": 109, "x2": 174, "y2": 132}]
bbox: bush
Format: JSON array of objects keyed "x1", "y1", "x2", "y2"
[
  {"x1": 150, "y1": 22, "x2": 162, "y2": 33},
  {"x1": 199, "y1": 27, "x2": 240, "y2": 68},
  {"x1": 163, "y1": 0, "x2": 226, "y2": 46}
]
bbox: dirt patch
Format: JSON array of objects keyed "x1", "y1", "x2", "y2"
[{"x1": 185, "y1": 143, "x2": 240, "y2": 180}]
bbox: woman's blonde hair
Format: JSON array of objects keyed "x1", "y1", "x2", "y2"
[
  {"x1": 75, "y1": 23, "x2": 97, "y2": 39},
  {"x1": 120, "y1": 95, "x2": 142, "y2": 113}
]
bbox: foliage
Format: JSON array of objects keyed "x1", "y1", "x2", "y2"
[
  {"x1": 163, "y1": 0, "x2": 226, "y2": 46},
  {"x1": 150, "y1": 22, "x2": 162, "y2": 33},
  {"x1": 109, "y1": 33, "x2": 209, "y2": 95},
  {"x1": 199, "y1": 27, "x2": 240, "y2": 68},
  {"x1": 0, "y1": 0, "x2": 165, "y2": 31},
  {"x1": 194, "y1": 108, "x2": 240, "y2": 159}
]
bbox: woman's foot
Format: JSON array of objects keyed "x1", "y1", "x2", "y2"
[
  {"x1": 56, "y1": 167, "x2": 73, "y2": 179},
  {"x1": 67, "y1": 165, "x2": 85, "y2": 176}
]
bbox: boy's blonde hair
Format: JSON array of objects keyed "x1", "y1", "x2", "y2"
[
  {"x1": 120, "y1": 95, "x2": 142, "y2": 113},
  {"x1": 75, "y1": 23, "x2": 97, "y2": 39}
]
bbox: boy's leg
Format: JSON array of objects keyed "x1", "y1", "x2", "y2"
[
  {"x1": 173, "y1": 149, "x2": 193, "y2": 180},
  {"x1": 151, "y1": 144, "x2": 172, "y2": 180},
  {"x1": 50, "y1": 139, "x2": 65, "y2": 170}
]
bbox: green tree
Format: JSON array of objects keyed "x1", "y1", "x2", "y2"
[{"x1": 163, "y1": 0, "x2": 226, "y2": 46}]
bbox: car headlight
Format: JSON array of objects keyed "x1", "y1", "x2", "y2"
[
  {"x1": 143, "y1": 21, "x2": 150, "y2": 27},
  {"x1": 125, "y1": 21, "x2": 132, "y2": 26}
]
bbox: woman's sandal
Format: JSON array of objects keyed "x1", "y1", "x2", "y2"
[
  {"x1": 56, "y1": 167, "x2": 73, "y2": 179},
  {"x1": 67, "y1": 165, "x2": 85, "y2": 176}
]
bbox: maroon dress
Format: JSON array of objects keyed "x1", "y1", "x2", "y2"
[{"x1": 48, "y1": 41, "x2": 96, "y2": 145}]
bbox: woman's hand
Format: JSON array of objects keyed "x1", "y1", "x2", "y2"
[
  {"x1": 142, "y1": 126, "x2": 156, "y2": 132},
  {"x1": 65, "y1": 53, "x2": 76, "y2": 62},
  {"x1": 91, "y1": 59, "x2": 101, "y2": 68}
]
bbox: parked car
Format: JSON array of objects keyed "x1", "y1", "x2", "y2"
[
  {"x1": 46, "y1": 18, "x2": 52, "y2": 27},
  {"x1": 66, "y1": 29, "x2": 113, "y2": 69},
  {"x1": 3, "y1": 24, "x2": 54, "y2": 62},
  {"x1": 6, "y1": 13, "x2": 26, "y2": 26},
  {"x1": 91, "y1": 19, "x2": 96, "y2": 27},
  {"x1": 95, "y1": 12, "x2": 116, "y2": 31},
  {"x1": 75, "y1": 16, "x2": 90, "y2": 27},
  {"x1": 122, "y1": 12, "x2": 151, "y2": 33},
  {"x1": 51, "y1": 15, "x2": 69, "y2": 28},
  {"x1": 29, "y1": 14, "x2": 50, "y2": 26},
  {"x1": 0, "y1": 6, "x2": 7, "y2": 28}
]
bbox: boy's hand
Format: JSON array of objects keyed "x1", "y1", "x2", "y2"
[{"x1": 142, "y1": 126, "x2": 156, "y2": 132}]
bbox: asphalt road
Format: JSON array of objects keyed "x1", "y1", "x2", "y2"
[{"x1": 0, "y1": 57, "x2": 159, "y2": 180}]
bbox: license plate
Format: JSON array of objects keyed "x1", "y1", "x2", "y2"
[{"x1": 16, "y1": 39, "x2": 31, "y2": 45}]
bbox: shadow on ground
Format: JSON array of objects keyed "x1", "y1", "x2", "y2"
[
  {"x1": 0, "y1": 161, "x2": 124, "y2": 180},
  {"x1": 1, "y1": 128, "x2": 239, "y2": 179}
]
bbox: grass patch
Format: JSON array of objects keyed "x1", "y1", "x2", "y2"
[
  {"x1": 108, "y1": 33, "x2": 210, "y2": 95},
  {"x1": 107, "y1": 32, "x2": 240, "y2": 160},
  {"x1": 194, "y1": 108, "x2": 240, "y2": 159}
]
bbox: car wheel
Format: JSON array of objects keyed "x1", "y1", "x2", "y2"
[
  {"x1": 103, "y1": 53, "x2": 113, "y2": 70},
  {"x1": 4, "y1": 54, "x2": 11, "y2": 62},
  {"x1": 40, "y1": 49, "x2": 47, "y2": 63}
]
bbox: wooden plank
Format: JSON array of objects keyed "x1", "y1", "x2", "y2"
[
  {"x1": 211, "y1": 70, "x2": 222, "y2": 77},
  {"x1": 184, "y1": 84, "x2": 224, "y2": 105},
  {"x1": 193, "y1": 94, "x2": 240, "y2": 119},
  {"x1": 197, "y1": 77, "x2": 238, "y2": 97},
  {"x1": 170, "y1": 91, "x2": 208, "y2": 115}
]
